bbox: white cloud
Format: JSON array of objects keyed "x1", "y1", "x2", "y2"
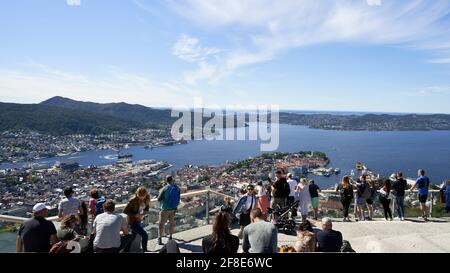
[
  {"x1": 402, "y1": 86, "x2": 450, "y2": 97},
  {"x1": 0, "y1": 63, "x2": 196, "y2": 107},
  {"x1": 428, "y1": 58, "x2": 450, "y2": 64},
  {"x1": 166, "y1": 0, "x2": 450, "y2": 84},
  {"x1": 173, "y1": 34, "x2": 221, "y2": 63},
  {"x1": 66, "y1": 0, "x2": 81, "y2": 6}
]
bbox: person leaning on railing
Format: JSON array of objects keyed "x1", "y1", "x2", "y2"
[
  {"x1": 441, "y1": 180, "x2": 450, "y2": 213},
  {"x1": 123, "y1": 186, "x2": 150, "y2": 252}
]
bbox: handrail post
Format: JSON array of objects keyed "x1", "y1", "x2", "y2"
[
  {"x1": 429, "y1": 192, "x2": 433, "y2": 218},
  {"x1": 206, "y1": 190, "x2": 210, "y2": 224}
]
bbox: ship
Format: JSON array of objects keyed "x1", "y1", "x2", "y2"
[{"x1": 118, "y1": 153, "x2": 133, "y2": 159}]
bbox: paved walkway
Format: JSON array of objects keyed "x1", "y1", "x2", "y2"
[{"x1": 148, "y1": 217, "x2": 450, "y2": 253}]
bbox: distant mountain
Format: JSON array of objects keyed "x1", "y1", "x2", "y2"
[
  {"x1": 278, "y1": 112, "x2": 450, "y2": 131},
  {"x1": 40, "y1": 96, "x2": 248, "y2": 129},
  {"x1": 40, "y1": 96, "x2": 176, "y2": 128},
  {"x1": 0, "y1": 102, "x2": 143, "y2": 135}
]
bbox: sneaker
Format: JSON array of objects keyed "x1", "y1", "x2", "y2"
[
  {"x1": 389, "y1": 218, "x2": 393, "y2": 221},
  {"x1": 401, "y1": 217, "x2": 405, "y2": 221},
  {"x1": 157, "y1": 237, "x2": 163, "y2": 245}
]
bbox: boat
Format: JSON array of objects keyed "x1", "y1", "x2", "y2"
[
  {"x1": 118, "y1": 153, "x2": 133, "y2": 159},
  {"x1": 334, "y1": 168, "x2": 341, "y2": 174}
]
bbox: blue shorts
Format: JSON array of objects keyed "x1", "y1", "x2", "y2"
[{"x1": 357, "y1": 197, "x2": 366, "y2": 205}]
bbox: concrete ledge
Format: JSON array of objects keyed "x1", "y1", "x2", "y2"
[{"x1": 146, "y1": 217, "x2": 450, "y2": 253}]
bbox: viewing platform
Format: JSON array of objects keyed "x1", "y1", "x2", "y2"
[
  {"x1": 1, "y1": 189, "x2": 448, "y2": 253},
  {"x1": 148, "y1": 217, "x2": 450, "y2": 253}
]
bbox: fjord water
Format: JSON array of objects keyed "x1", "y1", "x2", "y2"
[{"x1": 1, "y1": 124, "x2": 449, "y2": 187}]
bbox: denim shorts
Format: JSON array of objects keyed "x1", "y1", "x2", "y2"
[{"x1": 357, "y1": 197, "x2": 366, "y2": 205}]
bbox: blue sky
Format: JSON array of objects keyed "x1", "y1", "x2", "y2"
[{"x1": 1, "y1": 0, "x2": 450, "y2": 113}]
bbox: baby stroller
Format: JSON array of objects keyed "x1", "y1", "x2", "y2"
[{"x1": 267, "y1": 200, "x2": 299, "y2": 234}]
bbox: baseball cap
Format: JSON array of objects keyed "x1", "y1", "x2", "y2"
[{"x1": 32, "y1": 203, "x2": 50, "y2": 212}]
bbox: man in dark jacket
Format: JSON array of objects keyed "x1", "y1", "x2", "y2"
[
  {"x1": 316, "y1": 217, "x2": 343, "y2": 252},
  {"x1": 391, "y1": 172, "x2": 407, "y2": 220}
]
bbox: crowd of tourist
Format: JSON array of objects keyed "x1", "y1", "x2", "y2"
[{"x1": 14, "y1": 167, "x2": 449, "y2": 253}]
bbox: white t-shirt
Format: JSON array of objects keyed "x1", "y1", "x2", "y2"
[
  {"x1": 287, "y1": 179, "x2": 298, "y2": 197},
  {"x1": 244, "y1": 195, "x2": 256, "y2": 211},
  {"x1": 256, "y1": 185, "x2": 267, "y2": 197}
]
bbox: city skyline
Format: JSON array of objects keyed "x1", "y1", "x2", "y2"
[{"x1": 1, "y1": 1, "x2": 450, "y2": 113}]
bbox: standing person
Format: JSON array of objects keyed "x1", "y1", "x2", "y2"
[
  {"x1": 88, "y1": 188, "x2": 106, "y2": 219},
  {"x1": 202, "y1": 211, "x2": 239, "y2": 254},
  {"x1": 79, "y1": 201, "x2": 88, "y2": 235},
  {"x1": 392, "y1": 172, "x2": 407, "y2": 220},
  {"x1": 16, "y1": 203, "x2": 58, "y2": 252},
  {"x1": 379, "y1": 180, "x2": 393, "y2": 221},
  {"x1": 58, "y1": 187, "x2": 81, "y2": 219},
  {"x1": 316, "y1": 217, "x2": 343, "y2": 252},
  {"x1": 355, "y1": 174, "x2": 373, "y2": 221},
  {"x1": 255, "y1": 181, "x2": 270, "y2": 219},
  {"x1": 296, "y1": 178, "x2": 311, "y2": 222},
  {"x1": 294, "y1": 220, "x2": 316, "y2": 252},
  {"x1": 286, "y1": 173, "x2": 297, "y2": 206},
  {"x1": 271, "y1": 170, "x2": 290, "y2": 209},
  {"x1": 123, "y1": 186, "x2": 150, "y2": 252},
  {"x1": 309, "y1": 180, "x2": 321, "y2": 220},
  {"x1": 336, "y1": 176, "x2": 354, "y2": 222},
  {"x1": 411, "y1": 169, "x2": 430, "y2": 221},
  {"x1": 233, "y1": 184, "x2": 257, "y2": 239},
  {"x1": 242, "y1": 208, "x2": 278, "y2": 253},
  {"x1": 441, "y1": 180, "x2": 450, "y2": 213},
  {"x1": 286, "y1": 173, "x2": 298, "y2": 217},
  {"x1": 157, "y1": 175, "x2": 181, "y2": 245},
  {"x1": 92, "y1": 199, "x2": 129, "y2": 253}
]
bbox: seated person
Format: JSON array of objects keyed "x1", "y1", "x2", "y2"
[
  {"x1": 316, "y1": 217, "x2": 343, "y2": 252},
  {"x1": 202, "y1": 211, "x2": 239, "y2": 253}
]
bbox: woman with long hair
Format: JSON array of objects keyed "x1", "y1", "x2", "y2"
[
  {"x1": 202, "y1": 211, "x2": 239, "y2": 253},
  {"x1": 379, "y1": 179, "x2": 393, "y2": 221},
  {"x1": 124, "y1": 186, "x2": 150, "y2": 252},
  {"x1": 336, "y1": 176, "x2": 354, "y2": 222},
  {"x1": 294, "y1": 220, "x2": 316, "y2": 252}
]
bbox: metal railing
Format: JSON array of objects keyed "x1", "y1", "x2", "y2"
[
  {"x1": 0, "y1": 189, "x2": 228, "y2": 224},
  {"x1": 0, "y1": 188, "x2": 443, "y2": 227},
  {"x1": 319, "y1": 189, "x2": 441, "y2": 218}
]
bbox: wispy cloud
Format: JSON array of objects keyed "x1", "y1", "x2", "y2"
[
  {"x1": 66, "y1": 0, "x2": 81, "y2": 6},
  {"x1": 0, "y1": 62, "x2": 196, "y2": 106},
  {"x1": 164, "y1": 0, "x2": 450, "y2": 84},
  {"x1": 173, "y1": 34, "x2": 221, "y2": 63},
  {"x1": 402, "y1": 86, "x2": 450, "y2": 97}
]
